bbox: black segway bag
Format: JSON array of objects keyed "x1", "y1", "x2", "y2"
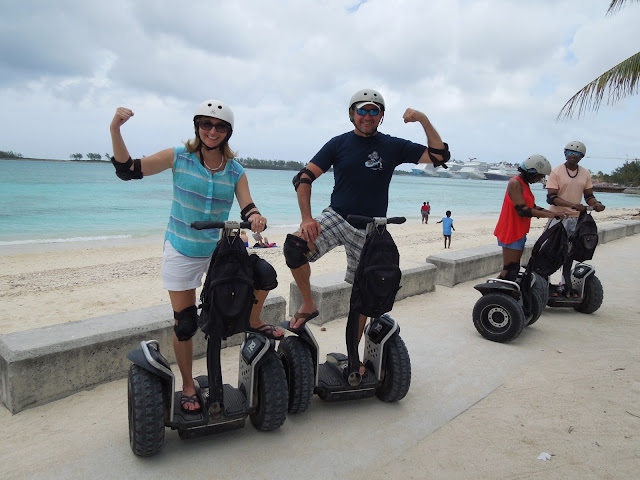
[
  {"x1": 199, "y1": 232, "x2": 254, "y2": 339},
  {"x1": 350, "y1": 227, "x2": 402, "y2": 318},
  {"x1": 530, "y1": 221, "x2": 569, "y2": 278},
  {"x1": 569, "y1": 211, "x2": 598, "y2": 262}
]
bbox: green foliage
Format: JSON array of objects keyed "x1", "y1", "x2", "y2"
[
  {"x1": 236, "y1": 157, "x2": 305, "y2": 170},
  {"x1": 70, "y1": 153, "x2": 83, "y2": 161},
  {"x1": 86, "y1": 153, "x2": 102, "y2": 161},
  {"x1": 0, "y1": 150, "x2": 23, "y2": 159},
  {"x1": 598, "y1": 159, "x2": 640, "y2": 185}
]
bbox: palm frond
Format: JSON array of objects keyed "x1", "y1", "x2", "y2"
[
  {"x1": 607, "y1": 0, "x2": 640, "y2": 15},
  {"x1": 557, "y1": 51, "x2": 640, "y2": 119}
]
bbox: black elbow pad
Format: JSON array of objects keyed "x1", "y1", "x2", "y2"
[
  {"x1": 546, "y1": 193, "x2": 558, "y2": 205},
  {"x1": 428, "y1": 143, "x2": 451, "y2": 168},
  {"x1": 111, "y1": 157, "x2": 143, "y2": 180},
  {"x1": 514, "y1": 204, "x2": 533, "y2": 218}
]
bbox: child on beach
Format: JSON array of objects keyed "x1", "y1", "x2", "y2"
[{"x1": 437, "y1": 210, "x2": 455, "y2": 248}]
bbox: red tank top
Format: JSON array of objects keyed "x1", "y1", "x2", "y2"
[{"x1": 494, "y1": 176, "x2": 534, "y2": 244}]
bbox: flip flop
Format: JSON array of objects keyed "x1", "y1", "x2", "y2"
[
  {"x1": 290, "y1": 310, "x2": 320, "y2": 331},
  {"x1": 248, "y1": 323, "x2": 285, "y2": 340},
  {"x1": 180, "y1": 393, "x2": 202, "y2": 413}
]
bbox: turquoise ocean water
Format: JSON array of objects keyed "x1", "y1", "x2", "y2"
[{"x1": 2, "y1": 159, "x2": 639, "y2": 246}]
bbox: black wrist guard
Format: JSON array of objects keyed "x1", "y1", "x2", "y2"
[
  {"x1": 428, "y1": 143, "x2": 451, "y2": 169},
  {"x1": 240, "y1": 203, "x2": 257, "y2": 221},
  {"x1": 111, "y1": 156, "x2": 143, "y2": 181}
]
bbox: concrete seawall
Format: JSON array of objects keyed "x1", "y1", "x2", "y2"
[{"x1": 1, "y1": 220, "x2": 638, "y2": 414}]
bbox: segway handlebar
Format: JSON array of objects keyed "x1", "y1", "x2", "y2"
[
  {"x1": 346, "y1": 215, "x2": 406, "y2": 226},
  {"x1": 191, "y1": 220, "x2": 254, "y2": 230}
]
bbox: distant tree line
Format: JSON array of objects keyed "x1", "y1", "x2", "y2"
[
  {"x1": 236, "y1": 157, "x2": 305, "y2": 170},
  {"x1": 0, "y1": 150, "x2": 24, "y2": 158},
  {"x1": 69, "y1": 153, "x2": 111, "y2": 161},
  {"x1": 595, "y1": 160, "x2": 640, "y2": 186}
]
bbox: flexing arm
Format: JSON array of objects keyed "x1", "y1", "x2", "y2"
[
  {"x1": 403, "y1": 109, "x2": 449, "y2": 166},
  {"x1": 109, "y1": 107, "x2": 173, "y2": 177},
  {"x1": 235, "y1": 174, "x2": 267, "y2": 233},
  {"x1": 296, "y1": 162, "x2": 324, "y2": 243}
]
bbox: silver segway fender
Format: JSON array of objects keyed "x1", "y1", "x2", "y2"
[
  {"x1": 474, "y1": 278, "x2": 521, "y2": 300},
  {"x1": 363, "y1": 314, "x2": 399, "y2": 381},
  {"x1": 238, "y1": 334, "x2": 272, "y2": 408},
  {"x1": 570, "y1": 263, "x2": 595, "y2": 298}
]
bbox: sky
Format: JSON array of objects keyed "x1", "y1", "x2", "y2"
[{"x1": 1, "y1": 0, "x2": 638, "y2": 174}]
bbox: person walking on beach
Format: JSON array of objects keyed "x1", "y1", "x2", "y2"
[
  {"x1": 494, "y1": 155, "x2": 563, "y2": 281},
  {"x1": 421, "y1": 201, "x2": 431, "y2": 224},
  {"x1": 545, "y1": 140, "x2": 605, "y2": 295},
  {"x1": 283, "y1": 88, "x2": 450, "y2": 362},
  {"x1": 109, "y1": 99, "x2": 283, "y2": 414},
  {"x1": 437, "y1": 210, "x2": 455, "y2": 248}
]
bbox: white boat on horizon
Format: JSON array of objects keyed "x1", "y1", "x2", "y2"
[
  {"x1": 411, "y1": 164, "x2": 440, "y2": 177},
  {"x1": 458, "y1": 160, "x2": 488, "y2": 180},
  {"x1": 484, "y1": 164, "x2": 519, "y2": 181}
]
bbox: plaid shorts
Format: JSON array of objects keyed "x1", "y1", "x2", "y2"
[{"x1": 307, "y1": 207, "x2": 366, "y2": 284}]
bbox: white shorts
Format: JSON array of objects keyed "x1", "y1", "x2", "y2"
[{"x1": 162, "y1": 240, "x2": 211, "y2": 291}]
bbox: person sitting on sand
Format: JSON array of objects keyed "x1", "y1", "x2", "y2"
[
  {"x1": 109, "y1": 99, "x2": 284, "y2": 414},
  {"x1": 240, "y1": 229, "x2": 249, "y2": 247},
  {"x1": 283, "y1": 88, "x2": 450, "y2": 374},
  {"x1": 252, "y1": 231, "x2": 272, "y2": 248}
]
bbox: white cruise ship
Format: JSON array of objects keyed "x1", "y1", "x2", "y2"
[{"x1": 458, "y1": 159, "x2": 488, "y2": 180}]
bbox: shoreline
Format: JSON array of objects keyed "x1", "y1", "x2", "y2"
[{"x1": 1, "y1": 209, "x2": 638, "y2": 336}]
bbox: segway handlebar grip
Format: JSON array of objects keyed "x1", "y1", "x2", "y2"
[
  {"x1": 346, "y1": 215, "x2": 406, "y2": 226},
  {"x1": 191, "y1": 220, "x2": 253, "y2": 230}
]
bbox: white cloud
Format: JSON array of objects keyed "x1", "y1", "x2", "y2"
[{"x1": 0, "y1": 0, "x2": 638, "y2": 173}]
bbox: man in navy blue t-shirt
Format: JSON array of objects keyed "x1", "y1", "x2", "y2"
[{"x1": 284, "y1": 88, "x2": 450, "y2": 352}]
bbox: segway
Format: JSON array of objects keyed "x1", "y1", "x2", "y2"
[
  {"x1": 547, "y1": 209, "x2": 603, "y2": 314},
  {"x1": 472, "y1": 267, "x2": 547, "y2": 343},
  {"x1": 126, "y1": 221, "x2": 288, "y2": 457},
  {"x1": 278, "y1": 215, "x2": 411, "y2": 413}
]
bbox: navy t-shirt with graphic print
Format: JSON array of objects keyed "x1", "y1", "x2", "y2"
[{"x1": 311, "y1": 131, "x2": 426, "y2": 219}]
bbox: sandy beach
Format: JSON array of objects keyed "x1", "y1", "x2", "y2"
[
  {"x1": 1, "y1": 208, "x2": 638, "y2": 335},
  {"x1": 0, "y1": 213, "x2": 639, "y2": 479}
]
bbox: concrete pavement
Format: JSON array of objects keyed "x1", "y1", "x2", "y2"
[{"x1": 0, "y1": 235, "x2": 638, "y2": 480}]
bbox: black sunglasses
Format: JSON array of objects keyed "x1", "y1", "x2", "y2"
[{"x1": 198, "y1": 121, "x2": 231, "y2": 133}]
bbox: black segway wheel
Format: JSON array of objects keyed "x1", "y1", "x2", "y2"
[
  {"x1": 250, "y1": 350, "x2": 288, "y2": 431},
  {"x1": 532, "y1": 272, "x2": 549, "y2": 307},
  {"x1": 473, "y1": 293, "x2": 525, "y2": 343},
  {"x1": 278, "y1": 336, "x2": 314, "y2": 413},
  {"x1": 574, "y1": 274, "x2": 604, "y2": 314},
  {"x1": 526, "y1": 286, "x2": 545, "y2": 327},
  {"x1": 128, "y1": 364, "x2": 165, "y2": 456},
  {"x1": 375, "y1": 334, "x2": 411, "y2": 402}
]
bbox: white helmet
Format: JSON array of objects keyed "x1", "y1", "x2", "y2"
[
  {"x1": 521, "y1": 154, "x2": 551, "y2": 176},
  {"x1": 564, "y1": 140, "x2": 586, "y2": 156},
  {"x1": 349, "y1": 88, "x2": 385, "y2": 110},
  {"x1": 194, "y1": 99, "x2": 234, "y2": 130}
]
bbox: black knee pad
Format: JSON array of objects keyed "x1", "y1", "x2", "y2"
[
  {"x1": 249, "y1": 255, "x2": 278, "y2": 290},
  {"x1": 283, "y1": 234, "x2": 310, "y2": 269},
  {"x1": 174, "y1": 305, "x2": 198, "y2": 341}
]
